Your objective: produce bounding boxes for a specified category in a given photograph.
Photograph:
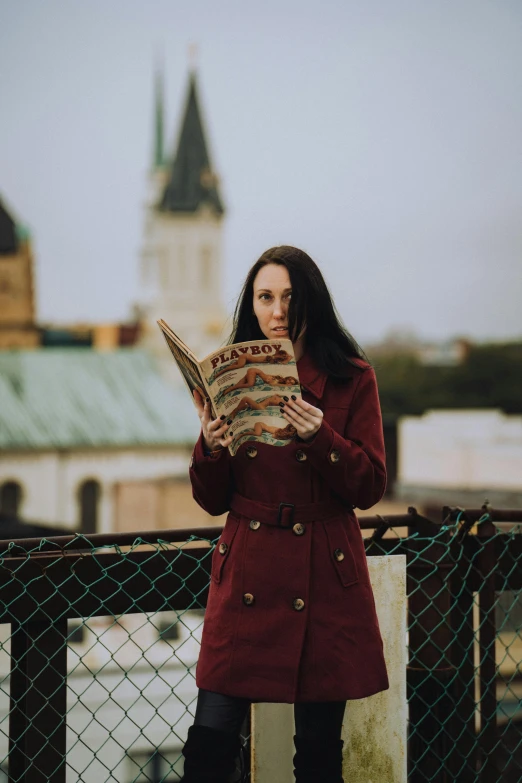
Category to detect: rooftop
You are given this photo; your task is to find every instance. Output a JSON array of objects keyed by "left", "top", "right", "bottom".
[{"left": 0, "top": 349, "right": 199, "bottom": 450}]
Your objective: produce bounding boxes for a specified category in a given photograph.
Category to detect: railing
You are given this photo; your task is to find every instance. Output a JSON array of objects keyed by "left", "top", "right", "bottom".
[{"left": 0, "top": 507, "right": 521, "bottom": 782}]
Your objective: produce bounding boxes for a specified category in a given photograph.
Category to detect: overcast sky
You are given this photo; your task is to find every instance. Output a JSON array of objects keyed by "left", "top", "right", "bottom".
[{"left": 1, "top": 0, "right": 521, "bottom": 344}]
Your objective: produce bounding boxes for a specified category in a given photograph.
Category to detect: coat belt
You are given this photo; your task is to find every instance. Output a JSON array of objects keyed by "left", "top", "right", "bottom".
[{"left": 230, "top": 493, "right": 348, "bottom": 529}]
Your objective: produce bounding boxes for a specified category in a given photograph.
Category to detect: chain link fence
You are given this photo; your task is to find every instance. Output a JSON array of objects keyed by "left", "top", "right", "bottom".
[{"left": 0, "top": 507, "right": 521, "bottom": 782}]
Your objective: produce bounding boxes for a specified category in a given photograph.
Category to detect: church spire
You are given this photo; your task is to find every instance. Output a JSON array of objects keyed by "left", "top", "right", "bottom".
[
  {"left": 0, "top": 198, "right": 17, "bottom": 254},
  {"left": 153, "top": 61, "right": 165, "bottom": 170},
  {"left": 158, "top": 71, "right": 224, "bottom": 215}
]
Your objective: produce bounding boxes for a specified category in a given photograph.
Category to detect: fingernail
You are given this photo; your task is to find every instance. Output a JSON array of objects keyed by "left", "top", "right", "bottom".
[
  {"left": 279, "top": 403, "right": 284, "bottom": 408},
  {"left": 227, "top": 419, "right": 232, "bottom": 425},
  {"left": 220, "top": 415, "right": 226, "bottom": 420},
  {"left": 283, "top": 396, "right": 289, "bottom": 401},
  {"left": 291, "top": 395, "right": 296, "bottom": 401}
]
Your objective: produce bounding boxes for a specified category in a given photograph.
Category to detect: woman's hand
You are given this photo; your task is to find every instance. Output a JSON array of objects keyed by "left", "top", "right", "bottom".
[
  {"left": 280, "top": 396, "right": 323, "bottom": 441},
  {"left": 193, "top": 390, "right": 234, "bottom": 451}
]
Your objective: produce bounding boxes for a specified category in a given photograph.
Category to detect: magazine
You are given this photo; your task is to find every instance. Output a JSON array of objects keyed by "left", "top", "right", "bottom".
[{"left": 157, "top": 319, "right": 302, "bottom": 455}]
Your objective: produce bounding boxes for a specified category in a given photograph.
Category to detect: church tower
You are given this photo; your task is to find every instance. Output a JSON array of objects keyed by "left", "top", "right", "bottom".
[
  {"left": 0, "top": 197, "right": 39, "bottom": 349},
  {"left": 139, "top": 68, "right": 227, "bottom": 368}
]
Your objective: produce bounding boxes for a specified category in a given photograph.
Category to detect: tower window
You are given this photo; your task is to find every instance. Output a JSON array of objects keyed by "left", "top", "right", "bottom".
[
  {"left": 0, "top": 481, "right": 22, "bottom": 517},
  {"left": 78, "top": 479, "right": 101, "bottom": 535}
]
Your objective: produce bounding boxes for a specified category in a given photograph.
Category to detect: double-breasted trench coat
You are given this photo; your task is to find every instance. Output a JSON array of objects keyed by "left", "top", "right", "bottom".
[{"left": 189, "top": 351, "right": 389, "bottom": 703}]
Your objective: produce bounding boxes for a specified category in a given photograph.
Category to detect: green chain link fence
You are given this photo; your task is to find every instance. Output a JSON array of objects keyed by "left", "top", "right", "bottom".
[{"left": 0, "top": 507, "right": 520, "bottom": 782}]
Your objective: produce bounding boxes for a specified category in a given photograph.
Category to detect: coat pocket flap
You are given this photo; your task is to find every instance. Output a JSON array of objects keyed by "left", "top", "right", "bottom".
[
  {"left": 212, "top": 516, "right": 240, "bottom": 584},
  {"left": 324, "top": 518, "right": 359, "bottom": 588}
]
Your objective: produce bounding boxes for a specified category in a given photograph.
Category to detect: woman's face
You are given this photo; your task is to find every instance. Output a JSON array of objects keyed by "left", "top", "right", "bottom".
[{"left": 253, "top": 263, "right": 292, "bottom": 340}]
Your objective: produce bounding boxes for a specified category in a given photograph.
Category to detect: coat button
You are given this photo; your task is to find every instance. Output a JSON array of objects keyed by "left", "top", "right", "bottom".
[
  {"left": 218, "top": 542, "right": 228, "bottom": 555},
  {"left": 295, "top": 449, "right": 307, "bottom": 462},
  {"left": 329, "top": 449, "right": 341, "bottom": 464},
  {"left": 293, "top": 523, "right": 306, "bottom": 536},
  {"left": 249, "top": 520, "right": 261, "bottom": 531},
  {"left": 293, "top": 598, "right": 305, "bottom": 612},
  {"left": 246, "top": 446, "right": 258, "bottom": 459},
  {"left": 243, "top": 593, "right": 255, "bottom": 606},
  {"left": 334, "top": 548, "right": 345, "bottom": 561}
]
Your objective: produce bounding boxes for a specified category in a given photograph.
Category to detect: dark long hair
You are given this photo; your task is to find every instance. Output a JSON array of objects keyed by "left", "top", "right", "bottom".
[{"left": 228, "top": 246, "right": 369, "bottom": 379}]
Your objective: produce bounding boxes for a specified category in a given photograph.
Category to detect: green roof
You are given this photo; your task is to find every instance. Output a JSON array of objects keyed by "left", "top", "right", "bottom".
[{"left": 0, "top": 349, "right": 200, "bottom": 450}]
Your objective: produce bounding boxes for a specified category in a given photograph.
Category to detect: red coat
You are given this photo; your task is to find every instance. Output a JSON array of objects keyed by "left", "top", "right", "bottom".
[{"left": 189, "top": 351, "right": 389, "bottom": 703}]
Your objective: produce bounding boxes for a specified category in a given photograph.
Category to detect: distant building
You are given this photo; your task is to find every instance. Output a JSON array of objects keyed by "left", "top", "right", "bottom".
[
  {"left": 0, "top": 349, "right": 200, "bottom": 533},
  {"left": 138, "top": 69, "right": 228, "bottom": 371},
  {"left": 396, "top": 409, "right": 522, "bottom": 508},
  {"left": 0, "top": 198, "right": 39, "bottom": 349},
  {"left": 114, "top": 474, "right": 225, "bottom": 533},
  {"left": 366, "top": 329, "right": 471, "bottom": 367},
  {"left": 0, "top": 67, "right": 228, "bottom": 534},
  {"left": 40, "top": 321, "right": 141, "bottom": 349}
]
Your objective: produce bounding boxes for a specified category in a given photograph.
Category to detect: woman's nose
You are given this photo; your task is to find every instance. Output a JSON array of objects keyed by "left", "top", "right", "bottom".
[{"left": 272, "top": 299, "right": 287, "bottom": 318}]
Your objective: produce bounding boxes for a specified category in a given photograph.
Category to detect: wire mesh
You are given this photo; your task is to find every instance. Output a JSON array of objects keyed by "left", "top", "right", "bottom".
[{"left": 0, "top": 512, "right": 520, "bottom": 782}]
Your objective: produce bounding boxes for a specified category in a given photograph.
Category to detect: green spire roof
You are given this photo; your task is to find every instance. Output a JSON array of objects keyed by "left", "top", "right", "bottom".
[
  {"left": 153, "top": 65, "right": 165, "bottom": 169},
  {"left": 159, "top": 72, "right": 224, "bottom": 215}
]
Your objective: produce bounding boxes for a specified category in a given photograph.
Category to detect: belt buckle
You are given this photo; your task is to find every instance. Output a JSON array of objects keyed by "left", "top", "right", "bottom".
[{"left": 277, "top": 502, "right": 295, "bottom": 529}]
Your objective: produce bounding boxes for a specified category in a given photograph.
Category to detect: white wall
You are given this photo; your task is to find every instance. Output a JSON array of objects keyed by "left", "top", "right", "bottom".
[
  {"left": 399, "top": 409, "right": 522, "bottom": 490},
  {"left": 0, "top": 446, "right": 191, "bottom": 533},
  {"left": 0, "top": 609, "right": 204, "bottom": 782}
]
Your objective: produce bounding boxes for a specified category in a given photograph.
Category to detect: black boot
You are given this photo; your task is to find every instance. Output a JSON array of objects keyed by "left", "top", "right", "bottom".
[
  {"left": 293, "top": 735, "right": 344, "bottom": 783},
  {"left": 181, "top": 724, "right": 241, "bottom": 782}
]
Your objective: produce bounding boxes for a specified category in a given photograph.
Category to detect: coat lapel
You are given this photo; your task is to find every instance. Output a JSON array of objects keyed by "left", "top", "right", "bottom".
[{"left": 296, "top": 352, "right": 328, "bottom": 400}]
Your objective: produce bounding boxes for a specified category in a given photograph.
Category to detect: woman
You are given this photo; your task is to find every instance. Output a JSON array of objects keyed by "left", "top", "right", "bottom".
[
  {"left": 182, "top": 246, "right": 388, "bottom": 783},
  {"left": 213, "top": 347, "right": 292, "bottom": 378},
  {"left": 223, "top": 368, "right": 298, "bottom": 396},
  {"left": 226, "top": 393, "right": 286, "bottom": 421},
  {"left": 239, "top": 420, "right": 297, "bottom": 439}
]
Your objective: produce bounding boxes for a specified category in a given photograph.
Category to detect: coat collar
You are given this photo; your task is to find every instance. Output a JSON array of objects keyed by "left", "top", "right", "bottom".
[{"left": 297, "top": 351, "right": 328, "bottom": 400}]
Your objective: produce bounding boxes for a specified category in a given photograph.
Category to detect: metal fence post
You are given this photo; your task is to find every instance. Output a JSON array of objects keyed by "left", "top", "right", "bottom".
[
  {"left": 407, "top": 519, "right": 455, "bottom": 783},
  {"left": 476, "top": 519, "right": 500, "bottom": 783},
  {"left": 448, "top": 530, "right": 479, "bottom": 782},
  {"left": 9, "top": 618, "right": 68, "bottom": 783}
]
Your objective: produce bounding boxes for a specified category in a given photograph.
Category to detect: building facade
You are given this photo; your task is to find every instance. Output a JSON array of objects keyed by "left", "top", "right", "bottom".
[
  {"left": 0, "top": 198, "right": 39, "bottom": 349},
  {"left": 0, "top": 349, "right": 201, "bottom": 533},
  {"left": 396, "top": 408, "right": 522, "bottom": 507}
]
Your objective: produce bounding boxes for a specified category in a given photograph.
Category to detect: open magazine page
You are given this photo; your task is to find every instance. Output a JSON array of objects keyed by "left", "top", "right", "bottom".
[
  {"left": 157, "top": 319, "right": 199, "bottom": 363},
  {"left": 200, "top": 339, "right": 302, "bottom": 456},
  {"left": 158, "top": 328, "right": 215, "bottom": 417}
]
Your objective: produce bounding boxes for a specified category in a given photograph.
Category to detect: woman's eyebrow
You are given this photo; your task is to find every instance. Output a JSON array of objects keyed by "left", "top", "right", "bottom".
[{"left": 255, "top": 287, "right": 292, "bottom": 293}]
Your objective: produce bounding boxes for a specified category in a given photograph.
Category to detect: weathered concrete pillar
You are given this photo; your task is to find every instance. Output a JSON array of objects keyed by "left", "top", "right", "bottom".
[{"left": 251, "top": 554, "right": 407, "bottom": 783}]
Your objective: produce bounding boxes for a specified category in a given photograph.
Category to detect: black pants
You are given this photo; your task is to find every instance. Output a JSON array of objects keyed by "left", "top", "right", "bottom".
[{"left": 194, "top": 688, "right": 346, "bottom": 741}]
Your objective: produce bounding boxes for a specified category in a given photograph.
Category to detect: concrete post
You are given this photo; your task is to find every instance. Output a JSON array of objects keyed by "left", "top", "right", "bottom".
[{"left": 251, "top": 555, "right": 407, "bottom": 783}]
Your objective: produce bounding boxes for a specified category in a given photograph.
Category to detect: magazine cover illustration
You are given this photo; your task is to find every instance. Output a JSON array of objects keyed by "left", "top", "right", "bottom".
[{"left": 158, "top": 319, "right": 302, "bottom": 455}]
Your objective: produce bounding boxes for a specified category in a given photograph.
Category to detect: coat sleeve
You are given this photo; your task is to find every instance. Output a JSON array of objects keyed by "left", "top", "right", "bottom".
[
  {"left": 299, "top": 367, "right": 387, "bottom": 509},
  {"left": 189, "top": 431, "right": 233, "bottom": 516}
]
